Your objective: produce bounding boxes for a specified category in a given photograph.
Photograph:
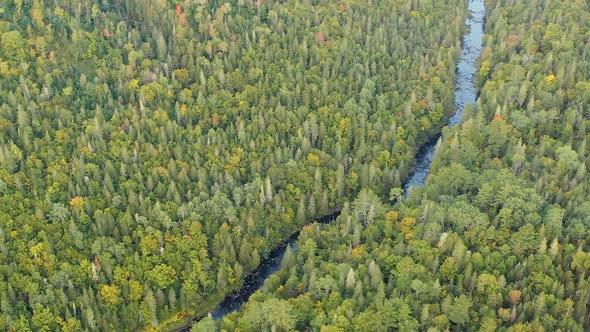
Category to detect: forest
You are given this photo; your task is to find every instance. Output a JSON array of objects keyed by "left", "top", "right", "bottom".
[
  {"left": 0, "top": 0, "right": 467, "bottom": 330},
  {"left": 210, "top": 0, "right": 590, "bottom": 331},
  {"left": 2, "top": 0, "right": 589, "bottom": 331}
]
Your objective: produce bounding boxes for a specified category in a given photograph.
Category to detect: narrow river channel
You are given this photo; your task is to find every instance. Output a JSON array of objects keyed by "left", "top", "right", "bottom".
[
  {"left": 184, "top": 0, "right": 485, "bottom": 328},
  {"left": 403, "top": 0, "right": 485, "bottom": 195}
]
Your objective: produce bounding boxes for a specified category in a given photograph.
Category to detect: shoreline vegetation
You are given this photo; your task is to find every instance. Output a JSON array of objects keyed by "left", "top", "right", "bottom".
[
  {"left": 0, "top": 0, "right": 468, "bottom": 330},
  {"left": 209, "top": 0, "right": 590, "bottom": 331},
  {"left": 5, "top": 0, "right": 589, "bottom": 330},
  {"left": 168, "top": 127, "right": 447, "bottom": 331}
]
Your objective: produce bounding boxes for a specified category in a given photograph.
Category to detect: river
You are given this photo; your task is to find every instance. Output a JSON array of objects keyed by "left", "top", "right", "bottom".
[
  {"left": 403, "top": 0, "right": 485, "bottom": 195},
  {"left": 184, "top": 0, "right": 485, "bottom": 328}
]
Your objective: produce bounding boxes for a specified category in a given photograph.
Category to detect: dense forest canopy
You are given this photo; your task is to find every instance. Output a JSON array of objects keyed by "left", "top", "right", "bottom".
[
  {"left": 0, "top": 0, "right": 468, "bottom": 330},
  {"left": 217, "top": 0, "right": 590, "bottom": 331}
]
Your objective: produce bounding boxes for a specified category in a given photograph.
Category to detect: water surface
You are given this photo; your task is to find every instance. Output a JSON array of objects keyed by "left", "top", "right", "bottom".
[
  {"left": 186, "top": 0, "right": 485, "bottom": 327},
  {"left": 403, "top": 0, "right": 484, "bottom": 195}
]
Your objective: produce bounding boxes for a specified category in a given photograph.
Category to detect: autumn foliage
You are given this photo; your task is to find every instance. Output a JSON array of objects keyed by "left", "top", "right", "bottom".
[
  {"left": 315, "top": 31, "right": 327, "bottom": 44},
  {"left": 175, "top": 5, "right": 188, "bottom": 26}
]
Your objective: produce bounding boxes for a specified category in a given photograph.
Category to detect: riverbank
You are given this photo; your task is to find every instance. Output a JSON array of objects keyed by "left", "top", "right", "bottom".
[{"left": 164, "top": 0, "right": 484, "bottom": 330}]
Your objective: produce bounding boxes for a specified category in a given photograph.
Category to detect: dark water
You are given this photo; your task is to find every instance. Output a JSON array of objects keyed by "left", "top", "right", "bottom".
[
  {"left": 184, "top": 0, "right": 485, "bottom": 329},
  {"left": 403, "top": 0, "right": 485, "bottom": 196},
  {"left": 175, "top": 213, "right": 339, "bottom": 331},
  {"left": 209, "top": 211, "right": 340, "bottom": 320}
]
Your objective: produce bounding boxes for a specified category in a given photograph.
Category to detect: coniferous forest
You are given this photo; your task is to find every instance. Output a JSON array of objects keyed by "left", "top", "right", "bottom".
[
  {"left": 1, "top": 0, "right": 590, "bottom": 331},
  {"left": 213, "top": 0, "right": 590, "bottom": 331}
]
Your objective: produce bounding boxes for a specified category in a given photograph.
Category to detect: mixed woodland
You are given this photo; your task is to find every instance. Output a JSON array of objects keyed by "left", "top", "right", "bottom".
[
  {"left": 214, "top": 0, "right": 590, "bottom": 331},
  {"left": 0, "top": 0, "right": 467, "bottom": 330}
]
